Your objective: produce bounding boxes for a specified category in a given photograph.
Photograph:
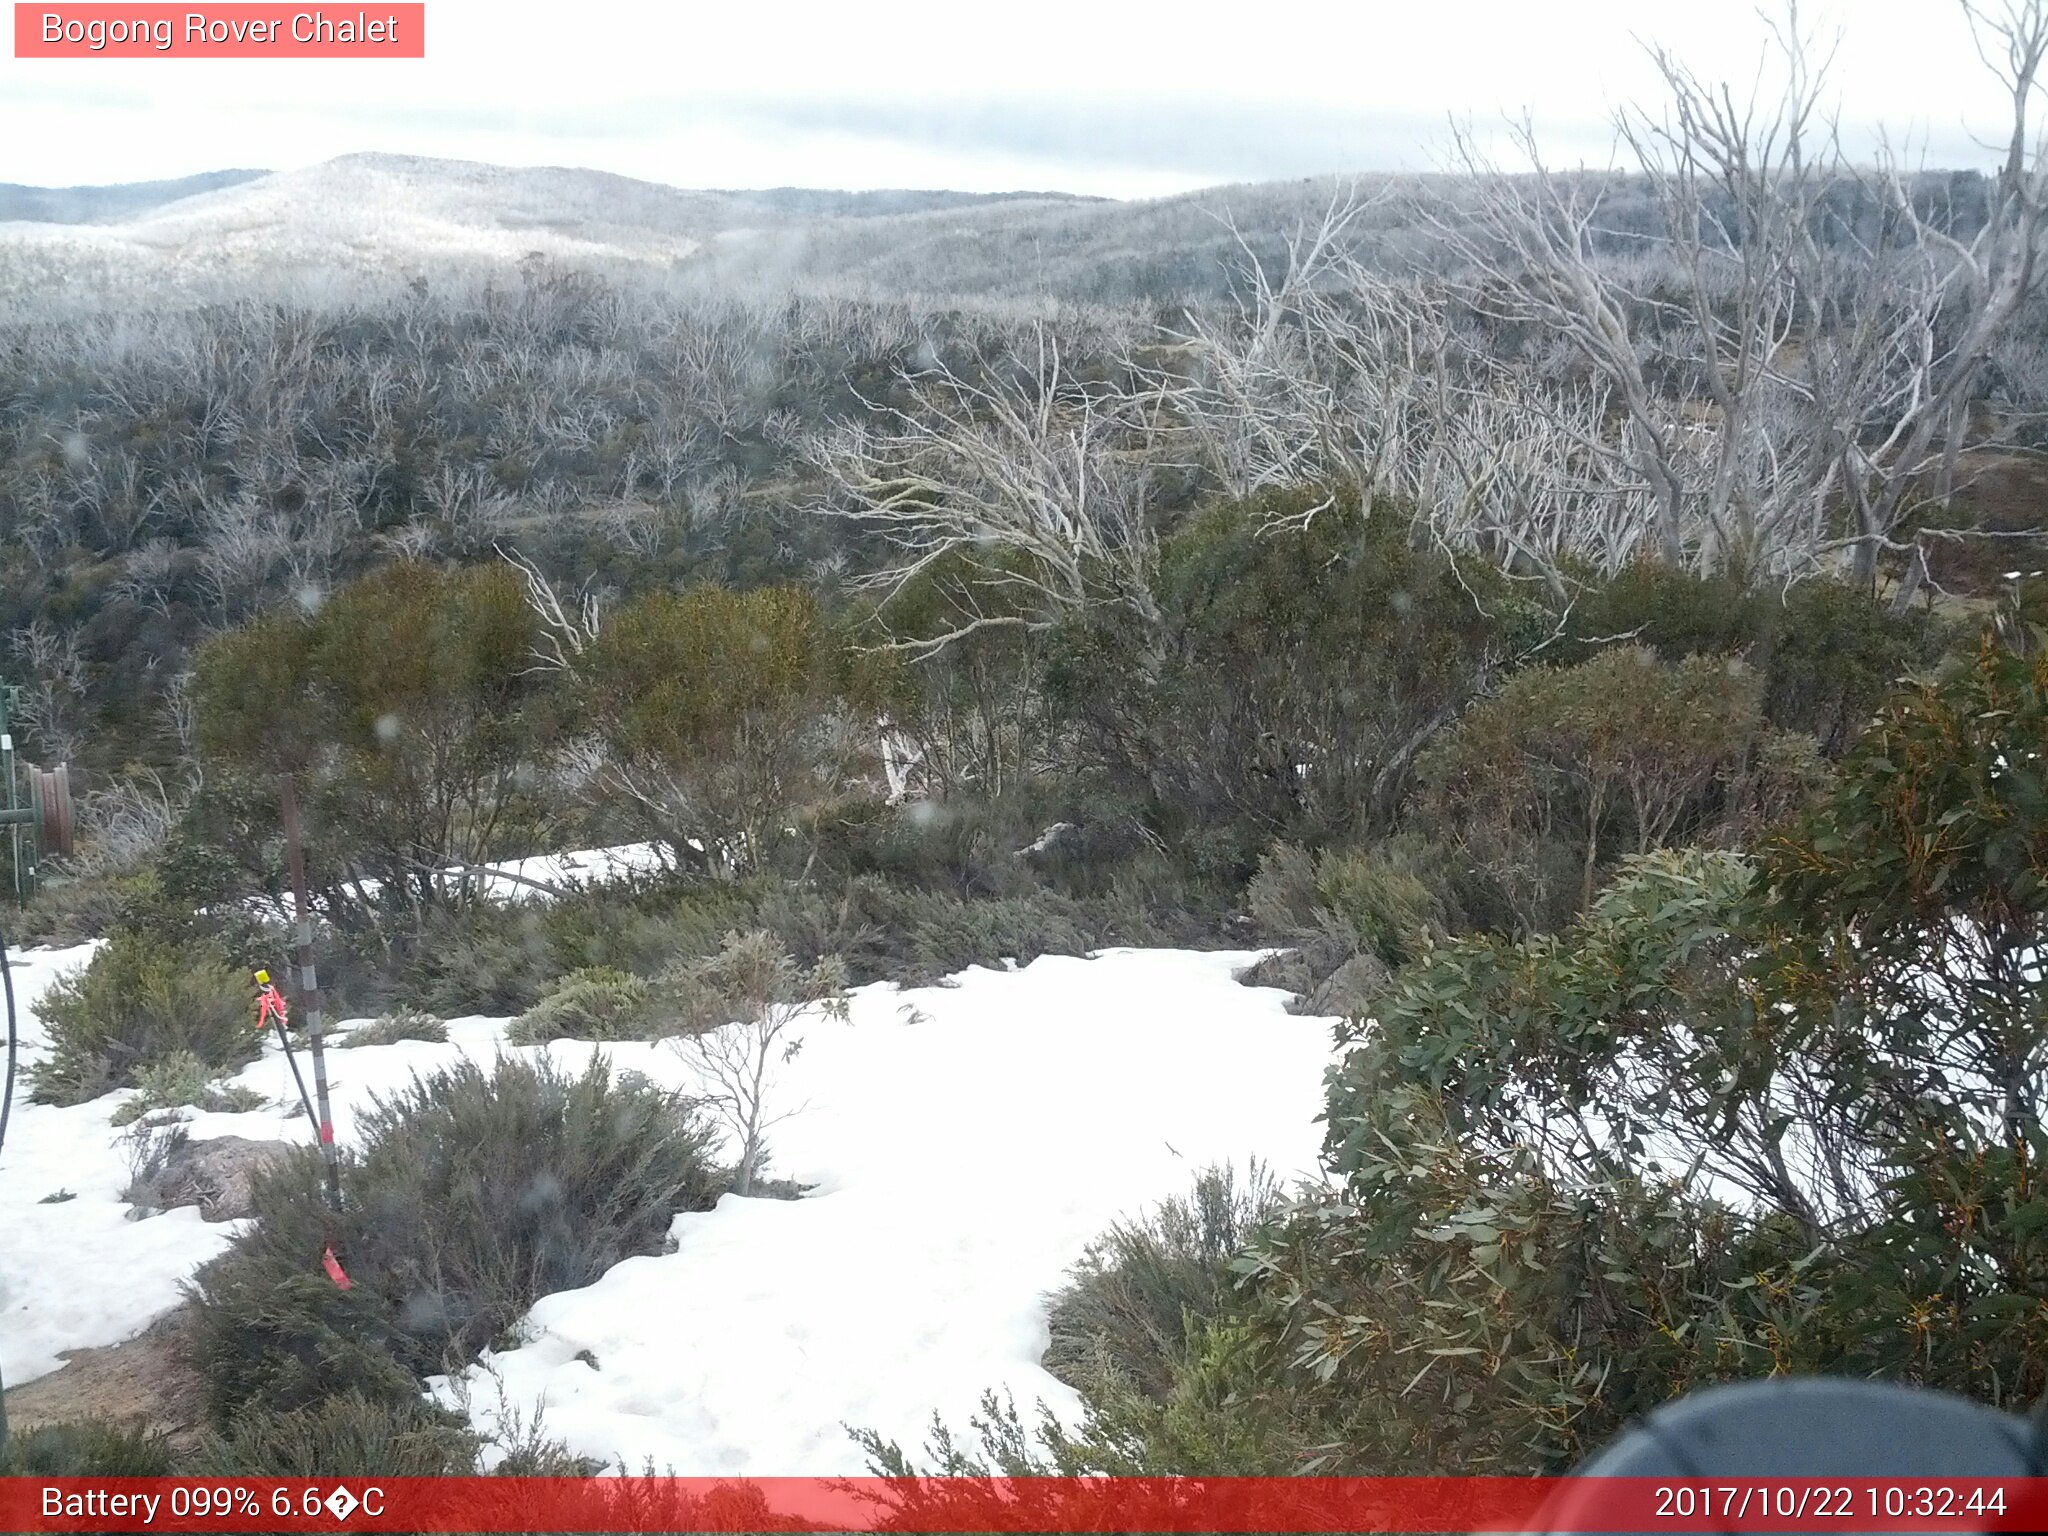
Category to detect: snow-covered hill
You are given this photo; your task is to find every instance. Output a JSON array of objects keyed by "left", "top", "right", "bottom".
[
  {"left": 0, "top": 155, "right": 720, "bottom": 295},
  {"left": 0, "top": 153, "right": 1104, "bottom": 304},
  {"left": 0, "top": 151, "right": 1394, "bottom": 311},
  {"left": 0, "top": 922, "right": 1338, "bottom": 1473}
]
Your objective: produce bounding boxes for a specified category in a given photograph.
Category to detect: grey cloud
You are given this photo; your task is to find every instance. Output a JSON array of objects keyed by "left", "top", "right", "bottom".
[
  {"left": 713, "top": 97, "right": 1463, "bottom": 179},
  {"left": 303, "top": 91, "right": 1546, "bottom": 181}
]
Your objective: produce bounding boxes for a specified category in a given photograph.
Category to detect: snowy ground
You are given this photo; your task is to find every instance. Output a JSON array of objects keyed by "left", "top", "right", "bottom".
[
  {"left": 1, "top": 936, "right": 1338, "bottom": 1475},
  {"left": 0, "top": 941, "right": 245, "bottom": 1385}
]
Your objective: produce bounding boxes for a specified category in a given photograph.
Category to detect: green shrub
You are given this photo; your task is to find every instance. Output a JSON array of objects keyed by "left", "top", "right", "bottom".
[
  {"left": 114, "top": 865, "right": 273, "bottom": 958},
  {"left": 508, "top": 966, "right": 662, "bottom": 1044},
  {"left": 744, "top": 880, "right": 857, "bottom": 968},
  {"left": 812, "top": 794, "right": 1056, "bottom": 900},
  {"left": 190, "top": 1394, "right": 481, "bottom": 1477},
  {"left": 906, "top": 892, "right": 1095, "bottom": 980},
  {"left": 1251, "top": 841, "right": 1442, "bottom": 963},
  {"left": 401, "top": 864, "right": 1186, "bottom": 1024},
  {"left": 186, "top": 1055, "right": 720, "bottom": 1424},
  {"left": 7, "top": 871, "right": 135, "bottom": 948},
  {"left": 0, "top": 1418, "right": 177, "bottom": 1475},
  {"left": 815, "top": 878, "right": 1175, "bottom": 985},
  {"left": 1563, "top": 562, "right": 1756, "bottom": 667},
  {"left": 109, "top": 1050, "right": 266, "bottom": 1126},
  {"left": 1049, "top": 489, "right": 1540, "bottom": 856},
  {"left": 32, "top": 929, "right": 255, "bottom": 1106},
  {"left": 1754, "top": 579, "right": 1946, "bottom": 750},
  {"left": 185, "top": 1160, "right": 473, "bottom": 1422},
  {"left": 337, "top": 1006, "right": 449, "bottom": 1048},
  {"left": 554, "top": 881, "right": 763, "bottom": 974},
  {"left": 1259, "top": 642, "right": 2048, "bottom": 1475},
  {"left": 1313, "top": 847, "right": 1440, "bottom": 968},
  {"left": 190, "top": 562, "right": 550, "bottom": 922},
  {"left": 1245, "top": 842, "right": 1321, "bottom": 937},
  {"left": 398, "top": 878, "right": 767, "bottom": 1017},
  {"left": 577, "top": 583, "right": 852, "bottom": 871},
  {"left": 1565, "top": 566, "right": 1944, "bottom": 753},
  {"left": 401, "top": 904, "right": 558, "bottom": 1016},
  {"left": 1418, "top": 646, "right": 1769, "bottom": 928},
  {"left": 485, "top": 1409, "right": 609, "bottom": 1476},
  {"left": 1043, "top": 1163, "right": 1282, "bottom": 1402},
  {"left": 1246, "top": 840, "right": 1444, "bottom": 1012},
  {"left": 856, "top": 1320, "right": 1328, "bottom": 1481}
]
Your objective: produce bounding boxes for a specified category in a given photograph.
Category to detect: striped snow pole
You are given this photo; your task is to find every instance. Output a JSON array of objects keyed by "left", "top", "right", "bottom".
[{"left": 278, "top": 775, "right": 343, "bottom": 1214}]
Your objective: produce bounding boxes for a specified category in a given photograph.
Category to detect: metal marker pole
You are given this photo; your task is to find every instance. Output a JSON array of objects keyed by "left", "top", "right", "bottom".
[
  {"left": 260, "top": 985, "right": 321, "bottom": 1147},
  {"left": 278, "top": 775, "right": 343, "bottom": 1214}
]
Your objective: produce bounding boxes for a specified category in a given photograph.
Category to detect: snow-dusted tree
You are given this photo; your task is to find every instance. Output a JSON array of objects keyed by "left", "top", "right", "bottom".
[
  {"left": 809, "top": 325, "right": 1163, "bottom": 658},
  {"left": 1435, "top": 0, "right": 2048, "bottom": 590},
  {"left": 1153, "top": 185, "right": 1394, "bottom": 503},
  {"left": 67, "top": 770, "right": 179, "bottom": 880},
  {"left": 500, "top": 545, "right": 607, "bottom": 674},
  {"left": 7, "top": 620, "right": 90, "bottom": 765},
  {"left": 668, "top": 931, "right": 849, "bottom": 1197},
  {"left": 1833, "top": 0, "right": 2048, "bottom": 597},
  {"left": 1154, "top": 186, "right": 1658, "bottom": 592}
]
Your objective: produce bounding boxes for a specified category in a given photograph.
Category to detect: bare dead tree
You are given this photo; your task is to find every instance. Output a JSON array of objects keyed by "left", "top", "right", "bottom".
[
  {"left": 809, "top": 325, "right": 1162, "bottom": 659},
  {"left": 499, "top": 544, "right": 608, "bottom": 673},
  {"left": 160, "top": 670, "right": 202, "bottom": 788},
  {"left": 1434, "top": 0, "right": 2048, "bottom": 589},
  {"left": 1154, "top": 189, "right": 1657, "bottom": 589},
  {"left": 667, "top": 933, "right": 849, "bottom": 1197},
  {"left": 1151, "top": 184, "right": 1388, "bottom": 504},
  {"left": 191, "top": 492, "right": 292, "bottom": 622},
  {"left": 106, "top": 537, "right": 182, "bottom": 617},
  {"left": 7, "top": 620, "right": 90, "bottom": 764},
  {"left": 65, "top": 770, "right": 179, "bottom": 879},
  {"left": 1825, "top": 0, "right": 2048, "bottom": 593}
]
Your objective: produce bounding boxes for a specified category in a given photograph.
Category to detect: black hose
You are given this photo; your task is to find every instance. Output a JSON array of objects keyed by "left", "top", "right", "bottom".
[{"left": 1, "top": 917, "right": 14, "bottom": 1457}]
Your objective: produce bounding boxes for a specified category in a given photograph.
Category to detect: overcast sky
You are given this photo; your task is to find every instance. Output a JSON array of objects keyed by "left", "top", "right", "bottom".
[{"left": 0, "top": 1, "right": 2021, "bottom": 197}]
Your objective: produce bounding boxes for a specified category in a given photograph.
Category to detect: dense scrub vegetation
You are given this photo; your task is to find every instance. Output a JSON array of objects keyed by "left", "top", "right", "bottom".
[
  {"left": 8, "top": 0, "right": 2048, "bottom": 1483},
  {"left": 187, "top": 1056, "right": 720, "bottom": 1428},
  {"left": 860, "top": 639, "right": 2048, "bottom": 1484},
  {"left": 29, "top": 929, "right": 252, "bottom": 1106}
]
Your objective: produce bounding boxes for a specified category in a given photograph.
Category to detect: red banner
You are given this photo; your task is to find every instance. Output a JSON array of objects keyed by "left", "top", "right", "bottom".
[
  {"left": 13, "top": 5, "right": 424, "bottom": 58},
  {"left": 2, "top": 1476, "right": 2045, "bottom": 1532}
]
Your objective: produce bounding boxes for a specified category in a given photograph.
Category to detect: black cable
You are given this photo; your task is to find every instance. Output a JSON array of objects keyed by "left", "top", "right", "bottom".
[{"left": 1, "top": 916, "right": 14, "bottom": 1458}]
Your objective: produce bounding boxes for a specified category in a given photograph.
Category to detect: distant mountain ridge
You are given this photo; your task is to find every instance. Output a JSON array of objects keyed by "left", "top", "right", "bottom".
[
  {"left": 0, "top": 154, "right": 1129, "bottom": 303},
  {"left": 0, "top": 168, "right": 268, "bottom": 224},
  {"left": 0, "top": 151, "right": 1359, "bottom": 310},
  {"left": 0, "top": 153, "right": 2009, "bottom": 316}
]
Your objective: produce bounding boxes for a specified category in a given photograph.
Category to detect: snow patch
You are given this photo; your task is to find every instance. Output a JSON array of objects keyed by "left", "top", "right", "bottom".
[{"left": 4, "top": 928, "right": 1337, "bottom": 1477}]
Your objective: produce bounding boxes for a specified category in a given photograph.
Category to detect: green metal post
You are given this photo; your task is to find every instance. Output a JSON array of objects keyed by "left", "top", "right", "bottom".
[
  {"left": 0, "top": 680, "right": 74, "bottom": 906},
  {"left": 1, "top": 681, "right": 23, "bottom": 906}
]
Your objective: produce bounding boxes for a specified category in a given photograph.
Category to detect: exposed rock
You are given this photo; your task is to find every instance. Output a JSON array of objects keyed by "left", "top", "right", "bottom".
[
  {"left": 130, "top": 1135, "right": 291, "bottom": 1222},
  {"left": 1016, "top": 821, "right": 1078, "bottom": 857},
  {"left": 1302, "top": 951, "right": 1392, "bottom": 1020},
  {"left": 1, "top": 1309, "right": 206, "bottom": 1451},
  {"left": 1236, "top": 943, "right": 1390, "bottom": 1019}
]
